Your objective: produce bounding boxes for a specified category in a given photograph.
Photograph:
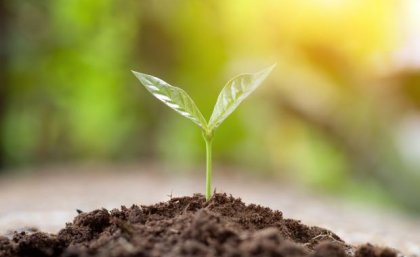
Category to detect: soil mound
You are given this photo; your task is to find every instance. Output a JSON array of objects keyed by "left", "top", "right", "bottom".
[{"left": 0, "top": 193, "right": 398, "bottom": 257}]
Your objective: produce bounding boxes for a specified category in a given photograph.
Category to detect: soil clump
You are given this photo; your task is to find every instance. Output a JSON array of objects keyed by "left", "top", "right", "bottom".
[{"left": 0, "top": 193, "right": 398, "bottom": 257}]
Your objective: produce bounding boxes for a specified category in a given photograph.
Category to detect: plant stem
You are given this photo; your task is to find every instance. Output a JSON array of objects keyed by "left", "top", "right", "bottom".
[{"left": 203, "top": 134, "right": 213, "bottom": 201}]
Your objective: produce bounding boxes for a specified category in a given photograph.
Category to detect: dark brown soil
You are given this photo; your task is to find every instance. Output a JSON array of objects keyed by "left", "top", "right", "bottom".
[{"left": 0, "top": 193, "right": 398, "bottom": 257}]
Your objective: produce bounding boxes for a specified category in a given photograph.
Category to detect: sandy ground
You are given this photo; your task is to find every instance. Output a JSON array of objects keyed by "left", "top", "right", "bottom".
[{"left": 0, "top": 163, "right": 419, "bottom": 256}]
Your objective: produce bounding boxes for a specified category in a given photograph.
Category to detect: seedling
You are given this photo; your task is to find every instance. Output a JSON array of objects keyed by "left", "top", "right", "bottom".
[{"left": 132, "top": 64, "right": 275, "bottom": 200}]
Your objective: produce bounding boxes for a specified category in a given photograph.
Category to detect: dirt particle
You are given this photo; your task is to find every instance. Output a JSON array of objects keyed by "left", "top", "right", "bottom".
[
  {"left": 355, "top": 244, "right": 397, "bottom": 257},
  {"left": 73, "top": 209, "right": 110, "bottom": 234},
  {"left": 311, "top": 242, "right": 348, "bottom": 257},
  {"left": 14, "top": 232, "right": 64, "bottom": 257}
]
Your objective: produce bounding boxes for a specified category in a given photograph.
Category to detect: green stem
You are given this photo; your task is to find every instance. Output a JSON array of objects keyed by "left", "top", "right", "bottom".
[{"left": 203, "top": 134, "right": 213, "bottom": 201}]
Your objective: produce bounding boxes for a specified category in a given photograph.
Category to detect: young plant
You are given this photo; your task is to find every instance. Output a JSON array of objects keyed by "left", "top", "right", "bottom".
[{"left": 132, "top": 64, "right": 275, "bottom": 200}]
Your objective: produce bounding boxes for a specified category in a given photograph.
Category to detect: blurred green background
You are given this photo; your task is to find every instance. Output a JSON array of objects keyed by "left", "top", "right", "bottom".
[{"left": 1, "top": 0, "right": 420, "bottom": 212}]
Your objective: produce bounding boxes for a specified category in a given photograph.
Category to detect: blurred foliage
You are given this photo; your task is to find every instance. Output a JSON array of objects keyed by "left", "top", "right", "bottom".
[{"left": 1, "top": 0, "right": 420, "bottom": 212}]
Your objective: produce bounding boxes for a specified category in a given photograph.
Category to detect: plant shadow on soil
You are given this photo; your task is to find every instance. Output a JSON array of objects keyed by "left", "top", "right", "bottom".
[{"left": 0, "top": 193, "right": 398, "bottom": 257}]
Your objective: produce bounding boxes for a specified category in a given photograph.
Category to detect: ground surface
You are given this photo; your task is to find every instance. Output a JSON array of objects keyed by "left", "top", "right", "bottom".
[
  {"left": 0, "top": 193, "right": 398, "bottom": 257},
  {"left": 0, "top": 164, "right": 419, "bottom": 256}
]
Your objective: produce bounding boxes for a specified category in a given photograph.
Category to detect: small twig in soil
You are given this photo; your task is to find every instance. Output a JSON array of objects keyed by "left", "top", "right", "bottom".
[
  {"left": 167, "top": 191, "right": 173, "bottom": 200},
  {"left": 305, "top": 231, "right": 342, "bottom": 247}
]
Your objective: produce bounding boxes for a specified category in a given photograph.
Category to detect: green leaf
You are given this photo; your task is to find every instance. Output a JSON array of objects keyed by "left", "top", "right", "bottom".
[
  {"left": 208, "top": 64, "right": 276, "bottom": 130},
  {"left": 132, "top": 71, "right": 207, "bottom": 129}
]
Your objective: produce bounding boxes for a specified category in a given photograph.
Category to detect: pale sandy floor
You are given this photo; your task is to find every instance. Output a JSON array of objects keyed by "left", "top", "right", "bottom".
[{"left": 0, "top": 164, "right": 419, "bottom": 256}]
